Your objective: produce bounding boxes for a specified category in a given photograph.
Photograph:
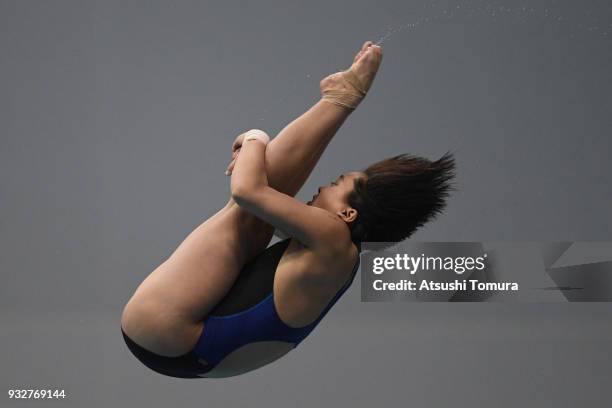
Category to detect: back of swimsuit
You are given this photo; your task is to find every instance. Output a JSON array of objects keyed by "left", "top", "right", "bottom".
[{"left": 121, "top": 238, "right": 361, "bottom": 378}]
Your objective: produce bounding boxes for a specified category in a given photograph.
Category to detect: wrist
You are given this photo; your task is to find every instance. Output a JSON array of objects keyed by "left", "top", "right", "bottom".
[
  {"left": 243, "top": 129, "right": 270, "bottom": 145},
  {"left": 245, "top": 137, "right": 268, "bottom": 146}
]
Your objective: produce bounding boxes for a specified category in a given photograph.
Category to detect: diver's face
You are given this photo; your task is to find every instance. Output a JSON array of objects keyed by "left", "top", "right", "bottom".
[{"left": 307, "top": 171, "right": 364, "bottom": 212}]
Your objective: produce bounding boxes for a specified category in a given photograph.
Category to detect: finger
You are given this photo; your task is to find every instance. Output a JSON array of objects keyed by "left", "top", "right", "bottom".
[
  {"left": 232, "top": 134, "right": 245, "bottom": 151},
  {"left": 226, "top": 158, "right": 236, "bottom": 175},
  {"left": 231, "top": 148, "right": 241, "bottom": 163},
  {"left": 232, "top": 144, "right": 243, "bottom": 157}
]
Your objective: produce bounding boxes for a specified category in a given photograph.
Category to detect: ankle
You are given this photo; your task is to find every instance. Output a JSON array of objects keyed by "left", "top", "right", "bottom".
[
  {"left": 318, "top": 98, "right": 355, "bottom": 114},
  {"left": 319, "top": 70, "right": 366, "bottom": 111}
]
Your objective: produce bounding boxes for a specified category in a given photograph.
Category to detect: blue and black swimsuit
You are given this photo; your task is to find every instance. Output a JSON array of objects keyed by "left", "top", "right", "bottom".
[{"left": 121, "top": 238, "right": 361, "bottom": 378}]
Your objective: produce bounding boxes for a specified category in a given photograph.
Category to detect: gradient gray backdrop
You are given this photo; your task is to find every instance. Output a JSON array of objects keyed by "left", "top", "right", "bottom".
[{"left": 1, "top": 0, "right": 611, "bottom": 407}]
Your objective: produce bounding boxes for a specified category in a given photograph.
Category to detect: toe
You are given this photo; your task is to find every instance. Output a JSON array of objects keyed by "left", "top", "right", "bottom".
[
  {"left": 365, "top": 45, "right": 382, "bottom": 62},
  {"left": 361, "top": 40, "right": 374, "bottom": 51},
  {"left": 354, "top": 41, "right": 376, "bottom": 63}
]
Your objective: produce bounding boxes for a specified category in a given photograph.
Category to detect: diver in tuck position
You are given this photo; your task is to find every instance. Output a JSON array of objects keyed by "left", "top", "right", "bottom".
[{"left": 121, "top": 40, "right": 456, "bottom": 378}]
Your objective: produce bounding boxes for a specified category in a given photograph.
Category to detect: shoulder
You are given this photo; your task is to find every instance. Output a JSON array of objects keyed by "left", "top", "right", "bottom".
[
  {"left": 310, "top": 215, "right": 355, "bottom": 257},
  {"left": 295, "top": 227, "right": 359, "bottom": 288}
]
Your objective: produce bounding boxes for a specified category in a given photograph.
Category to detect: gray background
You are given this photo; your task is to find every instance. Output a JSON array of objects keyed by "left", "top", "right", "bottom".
[{"left": 1, "top": 0, "right": 611, "bottom": 406}]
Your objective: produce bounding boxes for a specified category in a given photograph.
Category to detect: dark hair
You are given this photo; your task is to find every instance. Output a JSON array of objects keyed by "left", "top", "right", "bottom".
[{"left": 347, "top": 151, "right": 457, "bottom": 247}]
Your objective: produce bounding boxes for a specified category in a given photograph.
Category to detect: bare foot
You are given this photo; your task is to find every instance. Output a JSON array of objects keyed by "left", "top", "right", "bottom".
[
  {"left": 320, "top": 41, "right": 383, "bottom": 109},
  {"left": 349, "top": 41, "right": 383, "bottom": 92}
]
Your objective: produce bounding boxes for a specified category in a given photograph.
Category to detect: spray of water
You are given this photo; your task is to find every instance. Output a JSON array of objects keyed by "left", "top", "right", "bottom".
[
  {"left": 375, "top": 1, "right": 610, "bottom": 45},
  {"left": 257, "top": 0, "right": 610, "bottom": 122}
]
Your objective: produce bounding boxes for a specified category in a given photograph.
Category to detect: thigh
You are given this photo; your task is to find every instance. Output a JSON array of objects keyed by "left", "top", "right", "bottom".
[
  {"left": 139, "top": 203, "right": 274, "bottom": 315},
  {"left": 177, "top": 205, "right": 275, "bottom": 308},
  {"left": 122, "top": 202, "right": 276, "bottom": 351}
]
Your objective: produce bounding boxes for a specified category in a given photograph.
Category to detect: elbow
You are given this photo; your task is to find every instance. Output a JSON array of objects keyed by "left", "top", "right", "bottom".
[
  {"left": 230, "top": 183, "right": 248, "bottom": 202},
  {"left": 231, "top": 182, "right": 256, "bottom": 205}
]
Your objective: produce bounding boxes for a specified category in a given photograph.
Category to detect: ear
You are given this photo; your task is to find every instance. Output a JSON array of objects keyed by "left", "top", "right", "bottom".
[{"left": 337, "top": 207, "right": 358, "bottom": 223}]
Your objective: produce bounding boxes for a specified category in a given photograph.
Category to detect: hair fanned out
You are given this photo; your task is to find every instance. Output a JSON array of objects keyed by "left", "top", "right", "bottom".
[{"left": 347, "top": 151, "right": 457, "bottom": 246}]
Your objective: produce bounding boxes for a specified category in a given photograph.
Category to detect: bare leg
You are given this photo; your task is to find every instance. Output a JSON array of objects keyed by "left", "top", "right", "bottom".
[
  {"left": 120, "top": 99, "right": 352, "bottom": 355},
  {"left": 219, "top": 39, "right": 383, "bottom": 245},
  {"left": 121, "top": 42, "right": 382, "bottom": 356},
  {"left": 219, "top": 100, "right": 353, "bottom": 245},
  {"left": 265, "top": 100, "right": 352, "bottom": 196}
]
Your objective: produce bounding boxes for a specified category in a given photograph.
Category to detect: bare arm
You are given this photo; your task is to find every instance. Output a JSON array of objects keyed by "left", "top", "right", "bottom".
[{"left": 230, "top": 133, "right": 349, "bottom": 253}]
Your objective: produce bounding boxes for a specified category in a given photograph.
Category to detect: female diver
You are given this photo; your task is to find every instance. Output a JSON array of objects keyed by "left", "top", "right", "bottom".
[{"left": 121, "top": 41, "right": 456, "bottom": 378}]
